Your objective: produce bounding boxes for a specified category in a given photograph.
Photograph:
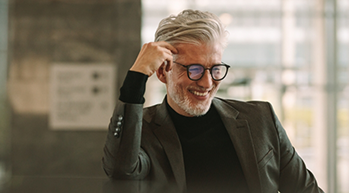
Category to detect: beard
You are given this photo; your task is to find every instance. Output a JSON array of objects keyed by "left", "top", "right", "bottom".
[{"left": 167, "top": 79, "right": 217, "bottom": 117}]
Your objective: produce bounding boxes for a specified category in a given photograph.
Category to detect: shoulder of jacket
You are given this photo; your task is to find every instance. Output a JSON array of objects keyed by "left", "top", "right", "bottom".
[
  {"left": 214, "top": 97, "right": 274, "bottom": 116},
  {"left": 142, "top": 103, "right": 162, "bottom": 123},
  {"left": 143, "top": 104, "right": 159, "bottom": 113},
  {"left": 215, "top": 97, "right": 271, "bottom": 107}
]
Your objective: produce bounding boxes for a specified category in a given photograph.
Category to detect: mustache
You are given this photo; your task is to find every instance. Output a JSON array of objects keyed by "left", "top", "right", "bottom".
[{"left": 187, "top": 85, "right": 215, "bottom": 91}]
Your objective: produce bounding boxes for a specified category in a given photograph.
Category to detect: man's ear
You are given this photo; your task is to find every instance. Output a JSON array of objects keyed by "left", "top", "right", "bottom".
[{"left": 156, "top": 63, "right": 167, "bottom": 84}]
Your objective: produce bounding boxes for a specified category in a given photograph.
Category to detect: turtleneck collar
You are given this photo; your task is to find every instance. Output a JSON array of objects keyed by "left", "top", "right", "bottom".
[{"left": 165, "top": 96, "right": 220, "bottom": 139}]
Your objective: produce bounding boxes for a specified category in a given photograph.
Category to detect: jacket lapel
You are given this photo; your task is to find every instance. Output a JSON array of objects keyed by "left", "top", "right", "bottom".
[
  {"left": 213, "top": 98, "right": 262, "bottom": 193},
  {"left": 149, "top": 99, "right": 186, "bottom": 191},
  {"left": 147, "top": 98, "right": 262, "bottom": 193}
]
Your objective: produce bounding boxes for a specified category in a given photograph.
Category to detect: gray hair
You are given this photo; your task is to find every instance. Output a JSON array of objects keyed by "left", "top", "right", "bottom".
[{"left": 154, "top": 9, "right": 229, "bottom": 48}]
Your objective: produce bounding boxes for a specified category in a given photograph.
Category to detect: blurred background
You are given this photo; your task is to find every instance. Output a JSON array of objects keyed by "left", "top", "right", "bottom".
[{"left": 0, "top": 0, "right": 348, "bottom": 192}]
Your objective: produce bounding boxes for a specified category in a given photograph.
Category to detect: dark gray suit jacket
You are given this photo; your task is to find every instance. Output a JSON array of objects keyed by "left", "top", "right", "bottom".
[{"left": 103, "top": 97, "right": 324, "bottom": 193}]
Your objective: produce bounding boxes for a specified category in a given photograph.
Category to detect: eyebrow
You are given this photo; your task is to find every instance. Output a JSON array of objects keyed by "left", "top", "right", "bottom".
[{"left": 174, "top": 61, "right": 223, "bottom": 67}]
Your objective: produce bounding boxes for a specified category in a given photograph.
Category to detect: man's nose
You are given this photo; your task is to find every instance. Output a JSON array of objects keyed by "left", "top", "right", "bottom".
[{"left": 196, "top": 69, "right": 213, "bottom": 88}]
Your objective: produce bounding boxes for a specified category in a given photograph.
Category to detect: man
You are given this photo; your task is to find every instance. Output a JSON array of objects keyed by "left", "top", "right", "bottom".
[{"left": 103, "top": 9, "right": 324, "bottom": 193}]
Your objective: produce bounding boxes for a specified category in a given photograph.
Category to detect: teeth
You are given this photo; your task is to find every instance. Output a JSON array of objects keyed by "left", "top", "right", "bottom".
[{"left": 192, "top": 90, "right": 208, "bottom": 96}]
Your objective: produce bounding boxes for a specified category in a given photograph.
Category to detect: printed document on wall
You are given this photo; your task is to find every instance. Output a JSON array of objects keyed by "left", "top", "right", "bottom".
[{"left": 50, "top": 63, "right": 116, "bottom": 130}]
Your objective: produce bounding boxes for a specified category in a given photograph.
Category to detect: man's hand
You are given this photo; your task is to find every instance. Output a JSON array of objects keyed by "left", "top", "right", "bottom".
[{"left": 130, "top": 41, "right": 178, "bottom": 76}]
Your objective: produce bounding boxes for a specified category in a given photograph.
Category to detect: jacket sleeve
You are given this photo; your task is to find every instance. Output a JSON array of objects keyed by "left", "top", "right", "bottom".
[
  {"left": 267, "top": 103, "right": 324, "bottom": 193},
  {"left": 102, "top": 100, "right": 150, "bottom": 179}
]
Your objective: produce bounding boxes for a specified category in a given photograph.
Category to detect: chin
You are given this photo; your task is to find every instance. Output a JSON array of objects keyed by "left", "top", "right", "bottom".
[
  {"left": 182, "top": 97, "right": 212, "bottom": 117},
  {"left": 167, "top": 82, "right": 217, "bottom": 116},
  {"left": 187, "top": 107, "right": 210, "bottom": 117}
]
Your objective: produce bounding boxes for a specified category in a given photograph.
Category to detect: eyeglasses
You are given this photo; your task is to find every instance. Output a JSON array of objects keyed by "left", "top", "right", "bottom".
[{"left": 173, "top": 61, "right": 230, "bottom": 81}]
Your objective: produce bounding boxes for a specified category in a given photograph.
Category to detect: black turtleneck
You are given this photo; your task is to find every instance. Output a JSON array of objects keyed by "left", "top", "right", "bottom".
[
  {"left": 120, "top": 71, "right": 250, "bottom": 193},
  {"left": 166, "top": 100, "right": 249, "bottom": 193}
]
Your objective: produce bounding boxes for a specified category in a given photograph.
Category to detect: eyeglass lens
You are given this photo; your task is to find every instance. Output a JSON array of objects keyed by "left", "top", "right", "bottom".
[{"left": 188, "top": 64, "right": 228, "bottom": 81}]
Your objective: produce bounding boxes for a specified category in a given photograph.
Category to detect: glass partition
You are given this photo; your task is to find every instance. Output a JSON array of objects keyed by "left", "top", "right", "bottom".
[{"left": 142, "top": 0, "right": 349, "bottom": 192}]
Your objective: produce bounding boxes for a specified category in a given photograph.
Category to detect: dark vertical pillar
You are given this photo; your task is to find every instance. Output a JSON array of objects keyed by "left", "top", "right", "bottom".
[{"left": 6, "top": 0, "right": 141, "bottom": 192}]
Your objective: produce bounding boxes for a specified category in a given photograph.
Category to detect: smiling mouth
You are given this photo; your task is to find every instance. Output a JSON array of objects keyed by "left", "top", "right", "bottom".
[{"left": 190, "top": 90, "right": 210, "bottom": 97}]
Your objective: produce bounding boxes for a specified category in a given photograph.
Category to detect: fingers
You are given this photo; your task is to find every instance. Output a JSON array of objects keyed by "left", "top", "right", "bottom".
[
  {"left": 130, "top": 41, "right": 178, "bottom": 76},
  {"left": 158, "top": 41, "right": 178, "bottom": 55},
  {"left": 163, "top": 60, "right": 171, "bottom": 72},
  {"left": 157, "top": 42, "right": 177, "bottom": 72}
]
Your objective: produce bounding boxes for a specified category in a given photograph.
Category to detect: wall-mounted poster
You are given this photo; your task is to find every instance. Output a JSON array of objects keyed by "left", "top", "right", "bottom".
[{"left": 50, "top": 63, "right": 116, "bottom": 130}]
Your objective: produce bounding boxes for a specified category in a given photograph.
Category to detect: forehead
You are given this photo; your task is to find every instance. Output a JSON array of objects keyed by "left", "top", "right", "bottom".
[{"left": 174, "top": 43, "right": 223, "bottom": 65}]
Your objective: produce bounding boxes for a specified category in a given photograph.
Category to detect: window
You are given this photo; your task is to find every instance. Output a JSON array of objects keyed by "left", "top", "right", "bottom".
[{"left": 142, "top": 0, "right": 349, "bottom": 192}]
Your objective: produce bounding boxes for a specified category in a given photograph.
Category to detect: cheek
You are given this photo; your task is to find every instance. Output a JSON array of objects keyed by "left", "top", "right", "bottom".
[
  {"left": 213, "top": 81, "right": 221, "bottom": 90},
  {"left": 176, "top": 70, "right": 187, "bottom": 79},
  {"left": 168, "top": 68, "right": 186, "bottom": 80},
  {"left": 172, "top": 71, "right": 190, "bottom": 86}
]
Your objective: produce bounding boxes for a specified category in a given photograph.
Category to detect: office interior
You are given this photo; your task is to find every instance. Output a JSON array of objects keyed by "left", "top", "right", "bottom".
[{"left": 0, "top": 0, "right": 348, "bottom": 192}]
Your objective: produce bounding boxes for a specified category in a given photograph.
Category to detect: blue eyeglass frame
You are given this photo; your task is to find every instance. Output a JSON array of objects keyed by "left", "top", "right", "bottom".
[{"left": 173, "top": 61, "right": 230, "bottom": 81}]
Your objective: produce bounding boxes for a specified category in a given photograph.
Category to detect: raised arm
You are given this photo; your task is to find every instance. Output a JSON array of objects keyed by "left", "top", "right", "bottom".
[{"left": 102, "top": 42, "right": 177, "bottom": 179}]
